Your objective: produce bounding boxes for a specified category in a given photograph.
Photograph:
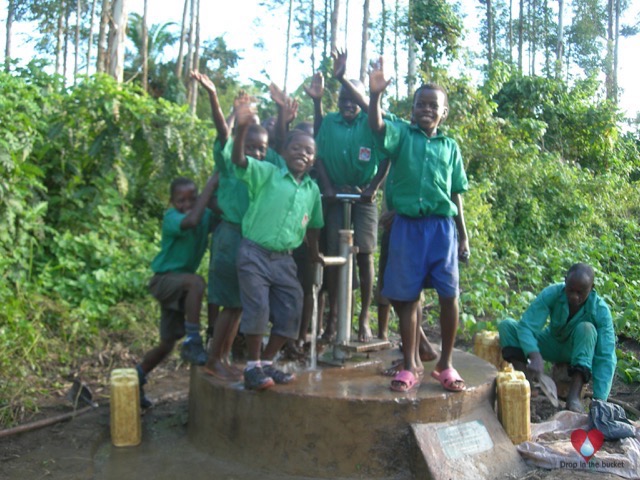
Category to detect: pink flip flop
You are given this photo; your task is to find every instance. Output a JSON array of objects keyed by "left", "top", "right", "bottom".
[
  {"left": 390, "top": 370, "right": 419, "bottom": 392},
  {"left": 431, "top": 368, "right": 466, "bottom": 392}
]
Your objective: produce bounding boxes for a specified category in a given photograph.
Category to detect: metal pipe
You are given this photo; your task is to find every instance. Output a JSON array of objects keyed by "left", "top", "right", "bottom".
[
  {"left": 308, "top": 263, "right": 323, "bottom": 370},
  {"left": 334, "top": 229, "right": 354, "bottom": 360}
]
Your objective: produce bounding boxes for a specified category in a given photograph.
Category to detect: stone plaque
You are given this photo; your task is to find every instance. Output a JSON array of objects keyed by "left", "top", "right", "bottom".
[{"left": 437, "top": 420, "right": 494, "bottom": 460}]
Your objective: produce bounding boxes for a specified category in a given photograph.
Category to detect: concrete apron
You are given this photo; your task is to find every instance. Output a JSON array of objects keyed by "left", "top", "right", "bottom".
[{"left": 188, "top": 348, "right": 528, "bottom": 479}]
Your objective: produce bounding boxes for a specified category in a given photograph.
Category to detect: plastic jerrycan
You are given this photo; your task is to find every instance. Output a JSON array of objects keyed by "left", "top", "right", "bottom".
[
  {"left": 496, "top": 364, "right": 530, "bottom": 444},
  {"left": 110, "top": 368, "right": 142, "bottom": 447}
]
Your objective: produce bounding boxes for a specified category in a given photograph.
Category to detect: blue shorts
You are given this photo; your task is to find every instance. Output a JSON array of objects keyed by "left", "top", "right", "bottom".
[
  {"left": 237, "top": 239, "right": 303, "bottom": 339},
  {"left": 381, "top": 215, "right": 459, "bottom": 301}
]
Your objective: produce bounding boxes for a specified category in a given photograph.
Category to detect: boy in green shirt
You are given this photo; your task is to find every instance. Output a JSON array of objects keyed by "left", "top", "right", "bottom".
[
  {"left": 498, "top": 263, "right": 616, "bottom": 413},
  {"left": 368, "top": 58, "right": 470, "bottom": 393},
  {"left": 304, "top": 50, "right": 390, "bottom": 342},
  {"left": 232, "top": 99, "right": 324, "bottom": 391},
  {"left": 136, "top": 173, "right": 218, "bottom": 407}
]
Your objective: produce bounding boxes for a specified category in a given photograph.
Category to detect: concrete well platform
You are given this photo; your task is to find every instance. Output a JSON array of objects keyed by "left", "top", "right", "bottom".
[{"left": 187, "top": 348, "right": 518, "bottom": 479}]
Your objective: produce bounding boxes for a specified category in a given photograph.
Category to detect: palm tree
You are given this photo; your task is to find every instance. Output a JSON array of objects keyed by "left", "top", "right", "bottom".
[{"left": 125, "top": 12, "right": 177, "bottom": 85}]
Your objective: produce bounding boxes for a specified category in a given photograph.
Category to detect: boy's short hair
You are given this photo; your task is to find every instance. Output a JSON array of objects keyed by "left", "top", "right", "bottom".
[
  {"left": 247, "top": 124, "right": 268, "bottom": 138},
  {"left": 170, "top": 177, "right": 195, "bottom": 198},
  {"left": 283, "top": 129, "right": 314, "bottom": 149},
  {"left": 413, "top": 83, "right": 449, "bottom": 107}
]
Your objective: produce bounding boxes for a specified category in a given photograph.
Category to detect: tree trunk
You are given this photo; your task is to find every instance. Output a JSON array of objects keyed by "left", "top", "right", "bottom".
[
  {"left": 310, "top": 0, "right": 316, "bottom": 74},
  {"left": 393, "top": 0, "right": 399, "bottom": 100},
  {"left": 107, "top": 0, "right": 128, "bottom": 83},
  {"left": 189, "top": 0, "right": 200, "bottom": 114},
  {"left": 380, "top": 0, "right": 386, "bottom": 54},
  {"left": 605, "top": 0, "right": 614, "bottom": 101},
  {"left": 87, "top": 0, "right": 97, "bottom": 74},
  {"left": 530, "top": 0, "right": 537, "bottom": 76},
  {"left": 556, "top": 0, "right": 563, "bottom": 78},
  {"left": 486, "top": 0, "right": 494, "bottom": 71},
  {"left": 4, "top": 0, "right": 14, "bottom": 72},
  {"left": 343, "top": 0, "right": 349, "bottom": 47},
  {"left": 175, "top": 0, "right": 189, "bottom": 79},
  {"left": 142, "top": 0, "right": 148, "bottom": 91},
  {"left": 323, "top": 0, "right": 329, "bottom": 61},
  {"left": 407, "top": 35, "right": 416, "bottom": 96},
  {"left": 96, "top": 0, "right": 110, "bottom": 72},
  {"left": 613, "top": 0, "right": 620, "bottom": 102},
  {"left": 359, "top": 0, "right": 370, "bottom": 83},
  {"left": 284, "top": 0, "right": 294, "bottom": 90},
  {"left": 55, "top": 1, "right": 65, "bottom": 76},
  {"left": 63, "top": 1, "right": 70, "bottom": 80},
  {"left": 184, "top": 0, "right": 195, "bottom": 85},
  {"left": 74, "top": 0, "right": 81, "bottom": 83},
  {"left": 508, "top": 0, "right": 513, "bottom": 64},
  {"left": 330, "top": 0, "right": 340, "bottom": 54},
  {"left": 518, "top": 0, "right": 523, "bottom": 73}
]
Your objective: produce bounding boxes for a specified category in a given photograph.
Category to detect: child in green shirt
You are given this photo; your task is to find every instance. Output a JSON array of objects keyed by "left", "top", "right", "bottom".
[
  {"left": 135, "top": 174, "right": 218, "bottom": 407},
  {"left": 231, "top": 99, "right": 324, "bottom": 391}
]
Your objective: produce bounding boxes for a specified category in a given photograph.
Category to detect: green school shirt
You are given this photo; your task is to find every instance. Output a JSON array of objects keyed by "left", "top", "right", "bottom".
[
  {"left": 315, "top": 111, "right": 383, "bottom": 188},
  {"left": 515, "top": 283, "right": 616, "bottom": 400},
  {"left": 377, "top": 121, "right": 468, "bottom": 218},
  {"left": 214, "top": 139, "right": 285, "bottom": 225},
  {"left": 151, "top": 208, "right": 212, "bottom": 273},
  {"left": 235, "top": 156, "right": 324, "bottom": 252}
]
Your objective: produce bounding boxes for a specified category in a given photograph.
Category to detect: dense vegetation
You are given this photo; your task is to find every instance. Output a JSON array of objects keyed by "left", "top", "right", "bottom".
[{"left": 2, "top": 57, "right": 640, "bottom": 426}]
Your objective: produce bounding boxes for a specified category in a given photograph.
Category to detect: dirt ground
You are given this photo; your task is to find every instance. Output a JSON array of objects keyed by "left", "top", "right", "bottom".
[{"left": 0, "top": 328, "right": 638, "bottom": 480}]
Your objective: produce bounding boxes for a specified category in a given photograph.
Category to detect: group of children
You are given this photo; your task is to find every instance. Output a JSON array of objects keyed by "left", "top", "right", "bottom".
[{"left": 134, "top": 50, "right": 471, "bottom": 404}]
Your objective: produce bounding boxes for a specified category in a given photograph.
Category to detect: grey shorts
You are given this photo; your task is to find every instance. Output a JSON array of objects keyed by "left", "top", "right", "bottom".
[
  {"left": 208, "top": 221, "right": 242, "bottom": 308},
  {"left": 148, "top": 273, "right": 189, "bottom": 341},
  {"left": 325, "top": 201, "right": 378, "bottom": 255},
  {"left": 237, "top": 239, "right": 303, "bottom": 339}
]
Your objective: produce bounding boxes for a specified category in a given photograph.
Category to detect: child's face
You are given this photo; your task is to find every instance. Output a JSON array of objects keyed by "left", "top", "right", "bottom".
[
  {"left": 171, "top": 184, "right": 197, "bottom": 214},
  {"left": 338, "top": 88, "right": 361, "bottom": 123},
  {"left": 411, "top": 89, "right": 448, "bottom": 136},
  {"left": 283, "top": 135, "right": 316, "bottom": 179},
  {"left": 245, "top": 131, "right": 269, "bottom": 160}
]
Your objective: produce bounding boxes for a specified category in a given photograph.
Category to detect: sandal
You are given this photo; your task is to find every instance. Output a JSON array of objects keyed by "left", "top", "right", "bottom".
[
  {"left": 390, "top": 370, "right": 419, "bottom": 392},
  {"left": 431, "top": 368, "right": 466, "bottom": 392}
]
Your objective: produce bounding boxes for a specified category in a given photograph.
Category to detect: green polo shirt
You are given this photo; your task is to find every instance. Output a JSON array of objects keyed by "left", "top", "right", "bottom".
[
  {"left": 377, "top": 121, "right": 468, "bottom": 218},
  {"left": 235, "top": 156, "right": 324, "bottom": 252},
  {"left": 515, "top": 283, "right": 616, "bottom": 400},
  {"left": 214, "top": 139, "right": 285, "bottom": 225},
  {"left": 151, "top": 208, "right": 212, "bottom": 273},
  {"left": 316, "top": 111, "right": 384, "bottom": 188}
]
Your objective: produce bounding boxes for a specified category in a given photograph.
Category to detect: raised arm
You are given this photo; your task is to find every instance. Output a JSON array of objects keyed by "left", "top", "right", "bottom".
[
  {"left": 270, "top": 83, "right": 299, "bottom": 154},
  {"left": 303, "top": 72, "right": 325, "bottom": 134},
  {"left": 231, "top": 98, "right": 256, "bottom": 170},
  {"left": 191, "top": 71, "right": 230, "bottom": 146},
  {"left": 332, "top": 49, "right": 369, "bottom": 112},
  {"left": 368, "top": 57, "right": 392, "bottom": 135},
  {"left": 180, "top": 172, "right": 219, "bottom": 230}
]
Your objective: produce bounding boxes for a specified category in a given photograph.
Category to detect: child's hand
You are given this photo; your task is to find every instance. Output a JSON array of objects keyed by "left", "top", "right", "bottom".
[
  {"left": 331, "top": 49, "right": 347, "bottom": 80},
  {"left": 234, "top": 98, "right": 257, "bottom": 128},
  {"left": 458, "top": 237, "right": 470, "bottom": 264},
  {"left": 368, "top": 57, "right": 391, "bottom": 95},
  {"left": 303, "top": 72, "right": 324, "bottom": 100},
  {"left": 191, "top": 71, "right": 216, "bottom": 94},
  {"left": 269, "top": 83, "right": 287, "bottom": 108},
  {"left": 284, "top": 97, "right": 299, "bottom": 124},
  {"left": 379, "top": 210, "right": 396, "bottom": 230},
  {"left": 233, "top": 90, "right": 251, "bottom": 112}
]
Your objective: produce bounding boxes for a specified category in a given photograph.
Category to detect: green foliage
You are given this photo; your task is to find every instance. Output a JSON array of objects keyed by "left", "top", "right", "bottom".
[
  {"left": 0, "top": 69, "right": 214, "bottom": 426},
  {"left": 616, "top": 349, "right": 640, "bottom": 384}
]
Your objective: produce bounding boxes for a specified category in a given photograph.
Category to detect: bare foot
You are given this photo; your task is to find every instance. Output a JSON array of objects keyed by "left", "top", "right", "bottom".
[
  {"left": 566, "top": 398, "right": 586, "bottom": 414},
  {"left": 358, "top": 315, "right": 372, "bottom": 342},
  {"left": 419, "top": 340, "right": 438, "bottom": 362},
  {"left": 382, "top": 359, "right": 424, "bottom": 377},
  {"left": 203, "top": 360, "right": 242, "bottom": 381}
]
